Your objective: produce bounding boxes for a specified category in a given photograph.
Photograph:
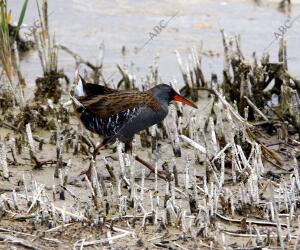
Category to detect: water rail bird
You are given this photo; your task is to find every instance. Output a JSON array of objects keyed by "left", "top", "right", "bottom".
[{"left": 71, "top": 76, "right": 197, "bottom": 179}]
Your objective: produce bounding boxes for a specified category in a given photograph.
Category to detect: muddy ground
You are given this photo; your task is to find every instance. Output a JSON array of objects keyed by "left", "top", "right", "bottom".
[
  {"left": 1, "top": 93, "right": 300, "bottom": 249},
  {"left": 1, "top": 0, "right": 300, "bottom": 249}
]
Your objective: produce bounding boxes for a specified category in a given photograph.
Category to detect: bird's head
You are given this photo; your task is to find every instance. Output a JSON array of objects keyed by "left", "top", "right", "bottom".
[{"left": 150, "top": 84, "right": 198, "bottom": 109}]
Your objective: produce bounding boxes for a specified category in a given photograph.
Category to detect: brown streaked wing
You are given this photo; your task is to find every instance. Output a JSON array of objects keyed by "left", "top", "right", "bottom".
[
  {"left": 79, "top": 91, "right": 162, "bottom": 118},
  {"left": 83, "top": 83, "right": 119, "bottom": 96}
]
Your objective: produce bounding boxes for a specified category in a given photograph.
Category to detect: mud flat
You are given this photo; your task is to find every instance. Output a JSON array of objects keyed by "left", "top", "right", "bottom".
[{"left": 1, "top": 0, "right": 300, "bottom": 249}]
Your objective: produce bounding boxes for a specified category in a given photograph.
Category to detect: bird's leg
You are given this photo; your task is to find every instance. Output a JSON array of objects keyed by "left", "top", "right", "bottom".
[
  {"left": 80, "top": 139, "right": 108, "bottom": 180},
  {"left": 92, "top": 142, "right": 103, "bottom": 159},
  {"left": 80, "top": 156, "right": 96, "bottom": 180},
  {"left": 124, "top": 140, "right": 133, "bottom": 154},
  {"left": 124, "top": 139, "right": 166, "bottom": 180},
  {"left": 84, "top": 161, "right": 93, "bottom": 180},
  {"left": 134, "top": 155, "right": 166, "bottom": 180}
]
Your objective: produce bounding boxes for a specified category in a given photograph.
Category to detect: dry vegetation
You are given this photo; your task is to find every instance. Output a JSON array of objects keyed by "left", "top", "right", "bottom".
[{"left": 1, "top": 0, "right": 300, "bottom": 249}]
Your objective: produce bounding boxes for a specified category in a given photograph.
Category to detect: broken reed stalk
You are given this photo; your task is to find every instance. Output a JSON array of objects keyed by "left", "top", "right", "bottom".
[
  {"left": 57, "top": 43, "right": 104, "bottom": 84},
  {"left": 84, "top": 170, "right": 100, "bottom": 209},
  {"left": 54, "top": 120, "right": 64, "bottom": 178},
  {"left": 244, "top": 96, "right": 269, "bottom": 121},
  {"left": 0, "top": 143, "right": 9, "bottom": 180},
  {"left": 103, "top": 156, "right": 116, "bottom": 183},
  {"left": 179, "top": 135, "right": 206, "bottom": 154},
  {"left": 9, "top": 138, "right": 17, "bottom": 164},
  {"left": 165, "top": 106, "right": 181, "bottom": 157},
  {"left": 117, "top": 64, "right": 134, "bottom": 89},
  {"left": 25, "top": 123, "right": 38, "bottom": 168}
]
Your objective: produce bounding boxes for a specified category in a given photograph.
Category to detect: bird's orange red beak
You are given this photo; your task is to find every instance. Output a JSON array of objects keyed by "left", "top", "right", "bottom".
[{"left": 173, "top": 95, "right": 198, "bottom": 109}]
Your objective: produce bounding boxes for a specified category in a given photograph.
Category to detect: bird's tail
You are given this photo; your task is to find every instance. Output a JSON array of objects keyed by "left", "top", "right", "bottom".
[{"left": 74, "top": 75, "right": 86, "bottom": 97}]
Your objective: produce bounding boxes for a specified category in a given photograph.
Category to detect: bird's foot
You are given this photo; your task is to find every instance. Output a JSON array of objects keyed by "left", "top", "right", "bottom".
[
  {"left": 76, "top": 143, "right": 102, "bottom": 182},
  {"left": 79, "top": 161, "right": 93, "bottom": 181}
]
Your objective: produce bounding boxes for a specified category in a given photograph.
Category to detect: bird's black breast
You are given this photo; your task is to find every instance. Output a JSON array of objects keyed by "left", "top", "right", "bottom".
[{"left": 117, "top": 106, "right": 168, "bottom": 140}]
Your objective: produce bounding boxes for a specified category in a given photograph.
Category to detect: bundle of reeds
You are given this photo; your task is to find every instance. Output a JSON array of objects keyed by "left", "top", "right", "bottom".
[{"left": 0, "top": 0, "right": 29, "bottom": 108}]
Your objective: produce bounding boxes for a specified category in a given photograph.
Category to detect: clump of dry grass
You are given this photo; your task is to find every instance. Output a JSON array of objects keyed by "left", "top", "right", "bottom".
[{"left": 33, "top": 0, "right": 69, "bottom": 104}]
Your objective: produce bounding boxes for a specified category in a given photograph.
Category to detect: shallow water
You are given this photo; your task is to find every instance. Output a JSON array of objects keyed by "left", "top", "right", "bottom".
[{"left": 9, "top": 0, "right": 300, "bottom": 98}]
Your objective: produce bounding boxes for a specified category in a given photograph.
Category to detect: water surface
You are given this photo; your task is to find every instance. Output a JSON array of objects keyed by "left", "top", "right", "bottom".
[{"left": 9, "top": 0, "right": 300, "bottom": 98}]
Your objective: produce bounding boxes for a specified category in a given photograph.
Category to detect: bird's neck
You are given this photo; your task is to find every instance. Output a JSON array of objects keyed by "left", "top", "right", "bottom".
[{"left": 147, "top": 88, "right": 171, "bottom": 112}]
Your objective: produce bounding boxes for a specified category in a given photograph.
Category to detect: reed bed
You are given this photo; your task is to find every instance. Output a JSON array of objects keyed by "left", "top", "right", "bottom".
[{"left": 0, "top": 0, "right": 300, "bottom": 249}]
